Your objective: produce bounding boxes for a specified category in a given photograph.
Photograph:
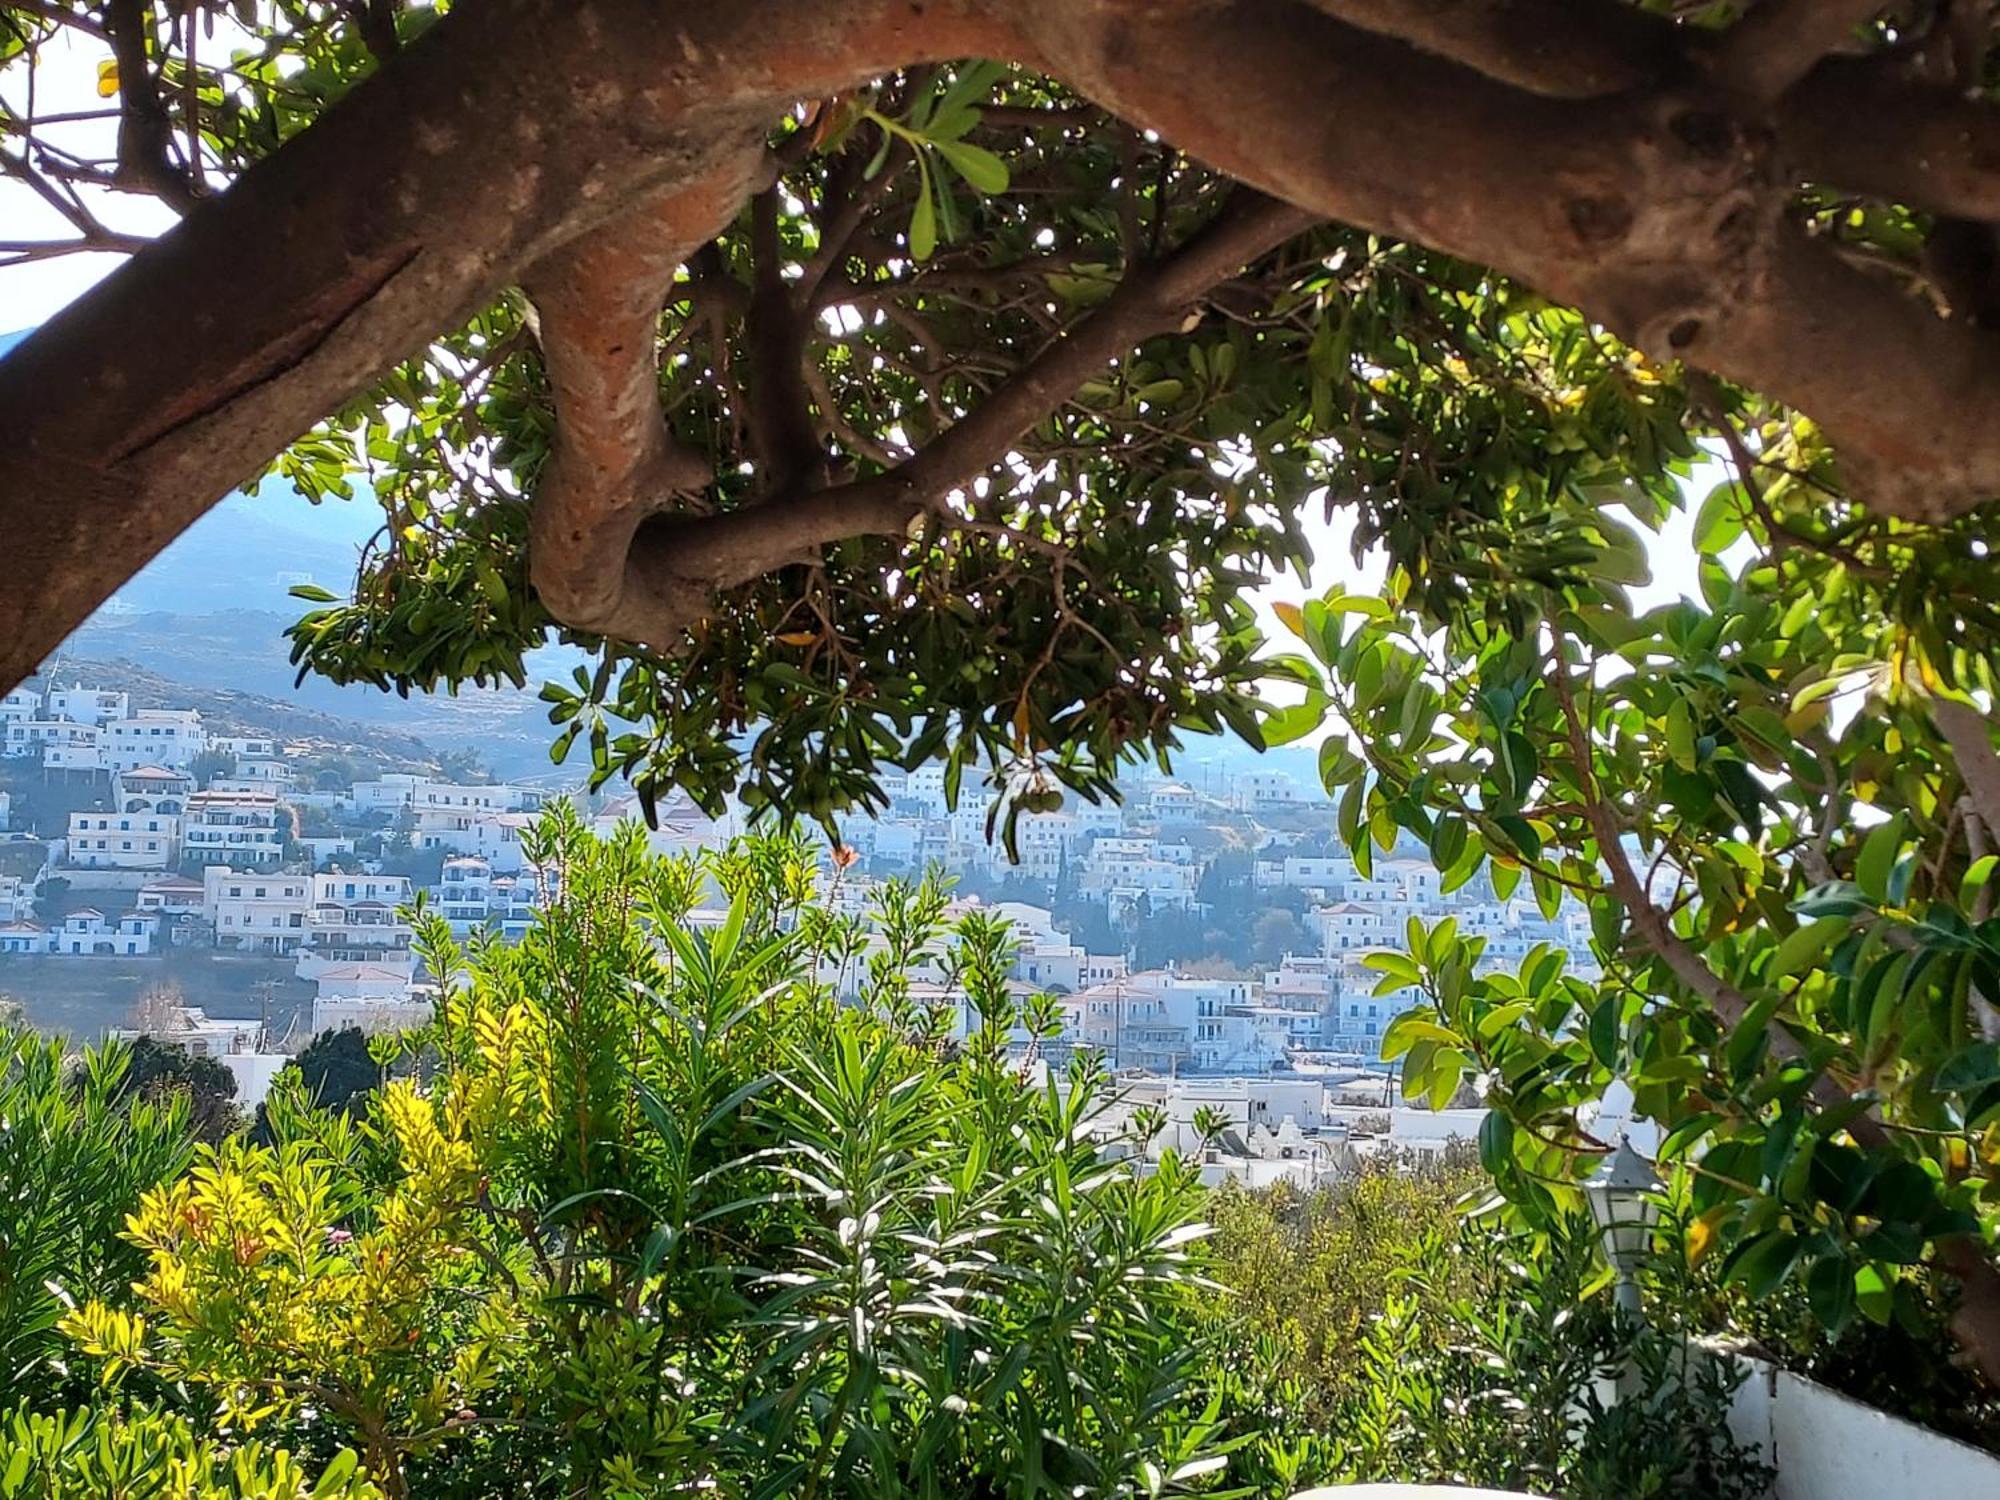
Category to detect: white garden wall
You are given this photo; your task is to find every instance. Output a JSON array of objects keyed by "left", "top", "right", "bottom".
[{"left": 1722, "top": 1351, "right": 2000, "bottom": 1499}]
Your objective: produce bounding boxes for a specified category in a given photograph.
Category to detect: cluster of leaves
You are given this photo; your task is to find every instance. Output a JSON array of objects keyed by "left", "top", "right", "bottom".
[
  {"left": 142, "top": 22, "right": 1731, "bottom": 842},
  {"left": 47, "top": 808, "right": 1240, "bottom": 1497},
  {"left": 1262, "top": 381, "right": 2000, "bottom": 1374},
  {"left": 0, "top": 1403, "right": 378, "bottom": 1500},
  {"left": 1207, "top": 1174, "right": 1772, "bottom": 1500},
  {"left": 2, "top": 811, "right": 1813, "bottom": 1495},
  {"left": 0, "top": 1031, "right": 193, "bottom": 1406}
]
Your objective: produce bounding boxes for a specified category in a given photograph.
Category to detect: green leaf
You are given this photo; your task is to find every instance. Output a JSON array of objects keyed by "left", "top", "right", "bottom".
[
  {"left": 1962, "top": 855, "right": 2000, "bottom": 911},
  {"left": 1693, "top": 481, "right": 1747, "bottom": 556},
  {"left": 1428, "top": 814, "right": 1468, "bottom": 873},
  {"left": 1665, "top": 698, "right": 1697, "bottom": 771},
  {"left": 909, "top": 157, "right": 939, "bottom": 260},
  {"left": 1726, "top": 1229, "right": 1802, "bottom": 1299},
  {"left": 1854, "top": 1263, "right": 1895, "bottom": 1325},
  {"left": 1588, "top": 995, "right": 1622, "bottom": 1070},
  {"left": 1478, "top": 1110, "right": 1515, "bottom": 1176},
  {"left": 1771, "top": 915, "right": 1848, "bottom": 982},
  {"left": 1262, "top": 689, "right": 1328, "bottom": 746},
  {"left": 933, "top": 138, "right": 1009, "bottom": 193},
  {"left": 1936, "top": 1043, "right": 2000, "bottom": 1094},
  {"left": 1807, "top": 1256, "right": 1856, "bottom": 1332}
]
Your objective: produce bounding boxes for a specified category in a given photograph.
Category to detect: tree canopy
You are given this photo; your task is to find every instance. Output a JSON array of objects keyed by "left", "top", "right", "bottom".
[{"left": 7, "top": 0, "right": 2000, "bottom": 1387}]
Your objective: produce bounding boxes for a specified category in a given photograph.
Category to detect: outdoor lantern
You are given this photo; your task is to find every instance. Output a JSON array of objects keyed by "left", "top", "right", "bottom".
[{"left": 1584, "top": 1135, "right": 1662, "bottom": 1316}]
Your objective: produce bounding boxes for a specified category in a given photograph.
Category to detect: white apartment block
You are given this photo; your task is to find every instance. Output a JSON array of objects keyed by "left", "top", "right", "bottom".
[
  {"left": 1316, "top": 900, "right": 1396, "bottom": 953},
  {"left": 46, "top": 688, "right": 129, "bottom": 726},
  {"left": 0, "top": 685, "right": 42, "bottom": 726},
  {"left": 42, "top": 908, "right": 158, "bottom": 956},
  {"left": 182, "top": 790, "right": 289, "bottom": 867},
  {"left": 135, "top": 874, "right": 206, "bottom": 917},
  {"left": 0, "top": 875, "right": 32, "bottom": 923},
  {"left": 6, "top": 718, "right": 98, "bottom": 765},
  {"left": 209, "top": 735, "right": 280, "bottom": 759},
  {"left": 353, "top": 775, "right": 541, "bottom": 818},
  {"left": 417, "top": 810, "right": 535, "bottom": 873},
  {"left": 205, "top": 868, "right": 312, "bottom": 953},
  {"left": 312, "top": 964, "right": 431, "bottom": 1036},
  {"left": 1230, "top": 769, "right": 1305, "bottom": 809},
  {"left": 211, "top": 756, "right": 296, "bottom": 794},
  {"left": 104, "top": 709, "right": 205, "bottom": 772},
  {"left": 298, "top": 872, "right": 415, "bottom": 979},
  {"left": 65, "top": 810, "right": 178, "bottom": 870},
  {"left": 117, "top": 764, "right": 195, "bottom": 813}
]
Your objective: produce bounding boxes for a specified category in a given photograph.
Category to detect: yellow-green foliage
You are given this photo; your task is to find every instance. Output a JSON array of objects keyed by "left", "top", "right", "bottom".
[
  {"left": 46, "top": 808, "right": 1233, "bottom": 1497},
  {"left": 1206, "top": 1147, "right": 1482, "bottom": 1412},
  {"left": 61, "top": 1087, "right": 515, "bottom": 1478},
  {"left": 0, "top": 1403, "right": 380, "bottom": 1499}
]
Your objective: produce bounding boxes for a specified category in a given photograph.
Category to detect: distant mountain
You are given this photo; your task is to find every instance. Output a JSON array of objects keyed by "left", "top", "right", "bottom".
[
  {"left": 40, "top": 651, "right": 442, "bottom": 770},
  {"left": 57, "top": 610, "right": 570, "bottom": 783},
  {"left": 102, "top": 492, "right": 378, "bottom": 616}
]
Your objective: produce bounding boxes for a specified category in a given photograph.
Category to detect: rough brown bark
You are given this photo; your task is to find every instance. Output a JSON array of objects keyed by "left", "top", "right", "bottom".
[
  {"left": 6, "top": 0, "right": 2000, "bottom": 675},
  {"left": 0, "top": 0, "right": 1012, "bottom": 692}
]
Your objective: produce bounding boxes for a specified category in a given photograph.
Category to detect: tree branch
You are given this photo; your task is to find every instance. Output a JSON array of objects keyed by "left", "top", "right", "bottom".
[
  {"left": 1030, "top": 0, "right": 2000, "bottom": 522},
  {"left": 744, "top": 187, "right": 827, "bottom": 496},
  {"left": 1715, "top": 0, "right": 1888, "bottom": 103},
  {"left": 603, "top": 190, "right": 1316, "bottom": 646},
  {"left": 0, "top": 0, "right": 1021, "bottom": 694},
  {"left": 104, "top": 0, "right": 198, "bottom": 211},
  {"left": 521, "top": 166, "right": 760, "bottom": 635},
  {"left": 1778, "top": 57, "right": 2000, "bottom": 222},
  {"left": 1935, "top": 697, "right": 2000, "bottom": 839},
  {"left": 1302, "top": 0, "right": 1675, "bottom": 98}
]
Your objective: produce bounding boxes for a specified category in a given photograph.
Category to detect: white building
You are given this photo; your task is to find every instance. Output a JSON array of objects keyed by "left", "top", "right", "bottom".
[
  {"left": 7, "top": 718, "right": 99, "bottom": 766},
  {"left": 417, "top": 810, "right": 536, "bottom": 873},
  {"left": 0, "top": 875, "right": 32, "bottom": 924},
  {"left": 312, "top": 964, "right": 431, "bottom": 1035},
  {"left": 205, "top": 867, "right": 312, "bottom": 954},
  {"left": 0, "top": 919, "right": 47, "bottom": 954},
  {"left": 135, "top": 874, "right": 206, "bottom": 917},
  {"left": 111, "top": 1002, "right": 263, "bottom": 1058},
  {"left": 116, "top": 764, "right": 195, "bottom": 814},
  {"left": 183, "top": 790, "right": 290, "bottom": 868},
  {"left": 0, "top": 685, "right": 41, "bottom": 727},
  {"left": 45, "top": 687, "right": 128, "bottom": 726},
  {"left": 296, "top": 872, "right": 415, "bottom": 979},
  {"left": 65, "top": 809, "right": 178, "bottom": 870},
  {"left": 209, "top": 735, "right": 281, "bottom": 760},
  {"left": 0, "top": 789, "right": 9, "bottom": 830},
  {"left": 44, "top": 908, "right": 157, "bottom": 956},
  {"left": 211, "top": 756, "right": 296, "bottom": 795},
  {"left": 1230, "top": 769, "right": 1305, "bottom": 810},
  {"left": 104, "top": 709, "right": 205, "bottom": 773},
  {"left": 1315, "top": 899, "right": 1396, "bottom": 953}
]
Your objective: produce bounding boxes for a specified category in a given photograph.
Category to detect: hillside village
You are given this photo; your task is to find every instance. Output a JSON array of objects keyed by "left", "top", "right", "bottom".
[{"left": 1, "top": 672, "right": 1604, "bottom": 1186}]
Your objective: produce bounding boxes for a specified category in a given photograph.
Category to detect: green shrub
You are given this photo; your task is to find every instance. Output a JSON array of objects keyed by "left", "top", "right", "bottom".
[
  {"left": 55, "top": 808, "right": 1240, "bottom": 1498},
  {"left": 1207, "top": 1174, "right": 1772, "bottom": 1500},
  {"left": 0, "top": 1403, "right": 379, "bottom": 1499},
  {"left": 0, "top": 1032, "right": 194, "bottom": 1405}
]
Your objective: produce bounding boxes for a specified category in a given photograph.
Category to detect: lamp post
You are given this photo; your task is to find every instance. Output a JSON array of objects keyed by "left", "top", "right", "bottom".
[{"left": 1584, "top": 1135, "right": 1661, "bottom": 1319}]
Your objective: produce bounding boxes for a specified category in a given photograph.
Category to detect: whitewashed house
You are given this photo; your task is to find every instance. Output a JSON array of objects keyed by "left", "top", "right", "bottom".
[
  {"left": 182, "top": 790, "right": 289, "bottom": 868},
  {"left": 46, "top": 908, "right": 157, "bottom": 956},
  {"left": 104, "top": 709, "right": 205, "bottom": 773},
  {"left": 65, "top": 809, "right": 178, "bottom": 870}
]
